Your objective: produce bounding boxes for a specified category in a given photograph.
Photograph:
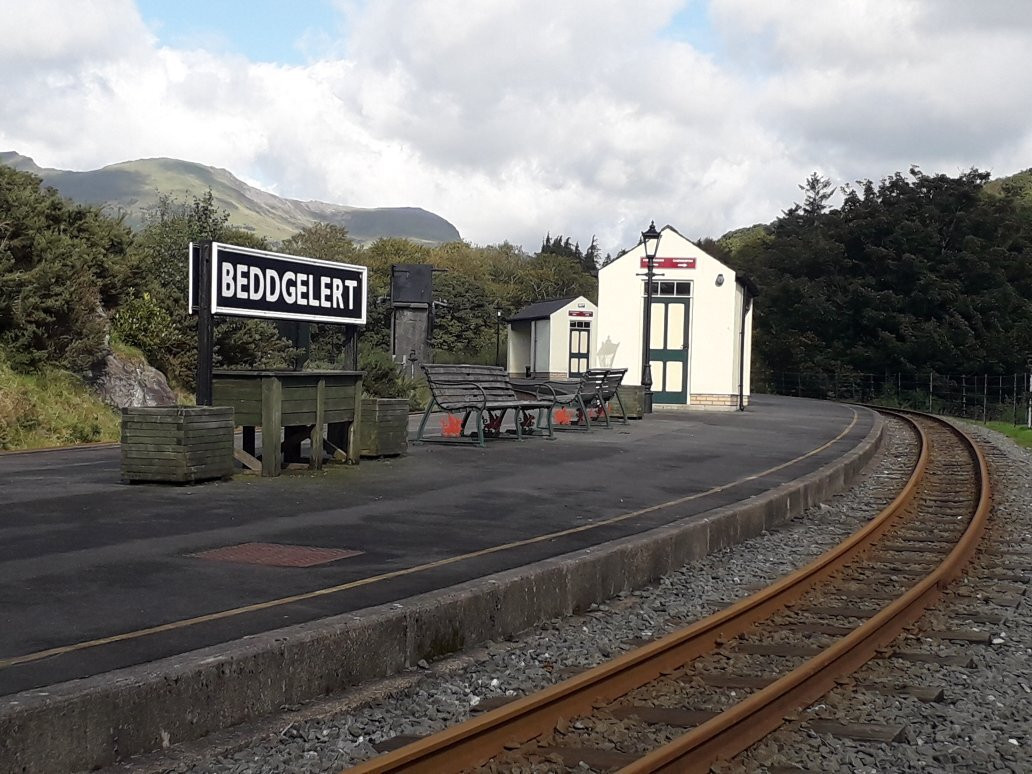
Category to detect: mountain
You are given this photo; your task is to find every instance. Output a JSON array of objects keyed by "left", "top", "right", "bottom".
[{"left": 0, "top": 152, "right": 461, "bottom": 245}]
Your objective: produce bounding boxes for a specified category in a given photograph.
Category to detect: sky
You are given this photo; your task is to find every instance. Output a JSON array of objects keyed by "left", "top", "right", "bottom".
[{"left": 3, "top": 0, "right": 1032, "bottom": 254}]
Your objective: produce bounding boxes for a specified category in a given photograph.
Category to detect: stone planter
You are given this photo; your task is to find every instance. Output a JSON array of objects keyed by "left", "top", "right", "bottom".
[
  {"left": 121, "top": 406, "right": 235, "bottom": 484},
  {"left": 611, "top": 385, "right": 645, "bottom": 419},
  {"left": 359, "top": 398, "right": 409, "bottom": 457}
]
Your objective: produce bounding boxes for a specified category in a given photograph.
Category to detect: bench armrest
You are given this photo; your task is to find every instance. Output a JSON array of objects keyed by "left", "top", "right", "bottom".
[
  {"left": 533, "top": 383, "right": 560, "bottom": 401},
  {"left": 434, "top": 380, "right": 487, "bottom": 413}
]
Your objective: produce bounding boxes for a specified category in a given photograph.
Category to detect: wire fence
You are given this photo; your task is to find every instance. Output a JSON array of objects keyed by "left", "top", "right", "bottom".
[{"left": 761, "top": 371, "right": 1032, "bottom": 425}]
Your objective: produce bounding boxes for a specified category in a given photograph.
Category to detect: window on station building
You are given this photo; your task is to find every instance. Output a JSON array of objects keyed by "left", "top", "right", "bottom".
[
  {"left": 569, "top": 320, "right": 591, "bottom": 330},
  {"left": 644, "top": 280, "right": 692, "bottom": 297}
]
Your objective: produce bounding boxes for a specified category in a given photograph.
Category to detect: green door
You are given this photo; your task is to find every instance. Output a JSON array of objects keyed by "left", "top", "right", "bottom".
[
  {"left": 568, "top": 320, "right": 591, "bottom": 376},
  {"left": 649, "top": 295, "right": 690, "bottom": 404}
]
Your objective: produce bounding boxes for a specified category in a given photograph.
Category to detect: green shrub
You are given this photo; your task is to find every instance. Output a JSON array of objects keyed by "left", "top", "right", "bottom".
[{"left": 359, "top": 347, "right": 423, "bottom": 410}]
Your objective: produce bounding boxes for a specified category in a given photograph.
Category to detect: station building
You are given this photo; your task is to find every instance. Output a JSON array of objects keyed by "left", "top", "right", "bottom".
[
  {"left": 507, "top": 296, "right": 597, "bottom": 379},
  {"left": 596, "top": 225, "right": 755, "bottom": 411}
]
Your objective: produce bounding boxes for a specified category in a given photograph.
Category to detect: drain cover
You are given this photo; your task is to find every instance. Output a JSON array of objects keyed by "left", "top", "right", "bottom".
[{"left": 191, "top": 542, "right": 363, "bottom": 567}]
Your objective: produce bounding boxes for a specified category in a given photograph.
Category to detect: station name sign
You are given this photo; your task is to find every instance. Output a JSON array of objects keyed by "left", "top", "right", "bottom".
[
  {"left": 189, "top": 242, "right": 367, "bottom": 325},
  {"left": 639, "top": 256, "right": 697, "bottom": 270}
]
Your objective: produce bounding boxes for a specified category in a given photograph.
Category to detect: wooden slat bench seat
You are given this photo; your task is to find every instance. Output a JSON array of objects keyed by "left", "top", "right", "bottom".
[
  {"left": 417, "top": 364, "right": 555, "bottom": 446},
  {"left": 594, "top": 367, "right": 629, "bottom": 426},
  {"left": 514, "top": 367, "right": 629, "bottom": 430},
  {"left": 530, "top": 370, "right": 608, "bottom": 431}
]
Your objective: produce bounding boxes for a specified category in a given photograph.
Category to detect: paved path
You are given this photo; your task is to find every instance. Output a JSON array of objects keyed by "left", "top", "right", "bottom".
[{"left": 0, "top": 395, "right": 872, "bottom": 697}]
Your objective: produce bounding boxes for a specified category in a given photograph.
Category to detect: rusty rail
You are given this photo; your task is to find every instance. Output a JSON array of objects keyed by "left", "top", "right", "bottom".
[{"left": 345, "top": 410, "right": 990, "bottom": 773}]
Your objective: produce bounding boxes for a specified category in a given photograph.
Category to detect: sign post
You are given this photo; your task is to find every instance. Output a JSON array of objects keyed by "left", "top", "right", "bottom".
[
  {"left": 196, "top": 242, "right": 214, "bottom": 406},
  {"left": 189, "top": 241, "right": 368, "bottom": 405}
]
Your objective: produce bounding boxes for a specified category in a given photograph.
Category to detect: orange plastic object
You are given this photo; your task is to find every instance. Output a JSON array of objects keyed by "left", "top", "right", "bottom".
[{"left": 440, "top": 414, "right": 463, "bottom": 437}]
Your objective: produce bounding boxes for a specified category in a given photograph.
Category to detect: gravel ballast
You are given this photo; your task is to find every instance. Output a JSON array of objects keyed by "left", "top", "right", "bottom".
[
  {"left": 724, "top": 420, "right": 1032, "bottom": 774},
  {"left": 118, "top": 417, "right": 1030, "bottom": 774}
]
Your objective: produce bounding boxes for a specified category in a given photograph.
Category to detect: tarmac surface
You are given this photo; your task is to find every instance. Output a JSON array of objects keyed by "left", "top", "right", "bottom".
[{"left": 0, "top": 395, "right": 873, "bottom": 701}]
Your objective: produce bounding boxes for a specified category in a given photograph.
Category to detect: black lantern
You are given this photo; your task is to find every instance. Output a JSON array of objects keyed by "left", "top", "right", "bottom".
[{"left": 640, "top": 221, "right": 662, "bottom": 414}]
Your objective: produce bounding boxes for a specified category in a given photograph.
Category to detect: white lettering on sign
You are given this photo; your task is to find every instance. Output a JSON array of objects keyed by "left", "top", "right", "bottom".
[
  {"left": 221, "top": 262, "right": 235, "bottom": 297},
  {"left": 204, "top": 242, "right": 367, "bottom": 325},
  {"left": 249, "top": 266, "right": 264, "bottom": 300},
  {"left": 236, "top": 263, "right": 248, "bottom": 299},
  {"left": 218, "top": 261, "right": 360, "bottom": 311},
  {"left": 266, "top": 269, "right": 280, "bottom": 302},
  {"left": 282, "top": 271, "right": 296, "bottom": 304}
]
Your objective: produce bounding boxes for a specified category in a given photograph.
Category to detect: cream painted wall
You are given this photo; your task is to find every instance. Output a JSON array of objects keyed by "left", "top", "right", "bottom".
[
  {"left": 548, "top": 297, "right": 597, "bottom": 376},
  {"left": 532, "top": 319, "right": 550, "bottom": 373},
  {"left": 597, "top": 226, "right": 749, "bottom": 402},
  {"left": 507, "top": 297, "right": 598, "bottom": 377},
  {"left": 507, "top": 320, "right": 532, "bottom": 376}
]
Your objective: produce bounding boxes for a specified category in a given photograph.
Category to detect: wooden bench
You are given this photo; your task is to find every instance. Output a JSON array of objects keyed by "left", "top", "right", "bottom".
[
  {"left": 523, "top": 370, "right": 609, "bottom": 431},
  {"left": 417, "top": 364, "right": 555, "bottom": 446},
  {"left": 593, "top": 367, "right": 629, "bottom": 426},
  {"left": 528, "top": 367, "right": 629, "bottom": 430}
]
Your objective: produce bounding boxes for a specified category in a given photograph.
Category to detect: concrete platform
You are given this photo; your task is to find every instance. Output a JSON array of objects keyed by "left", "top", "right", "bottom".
[{"left": 0, "top": 395, "right": 881, "bottom": 772}]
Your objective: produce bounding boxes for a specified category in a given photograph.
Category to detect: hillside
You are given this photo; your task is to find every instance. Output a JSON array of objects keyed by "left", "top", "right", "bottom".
[
  {"left": 984, "top": 167, "right": 1032, "bottom": 206},
  {"left": 0, "top": 152, "right": 461, "bottom": 245}
]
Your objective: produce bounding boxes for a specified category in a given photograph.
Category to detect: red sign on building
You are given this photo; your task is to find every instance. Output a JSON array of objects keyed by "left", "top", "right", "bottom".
[
  {"left": 639, "top": 256, "right": 697, "bottom": 269},
  {"left": 568, "top": 310, "right": 593, "bottom": 318}
]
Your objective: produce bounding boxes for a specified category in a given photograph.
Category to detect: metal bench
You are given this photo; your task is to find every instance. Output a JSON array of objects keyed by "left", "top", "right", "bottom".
[
  {"left": 527, "top": 370, "right": 610, "bottom": 431},
  {"left": 545, "top": 367, "right": 629, "bottom": 428},
  {"left": 417, "top": 364, "right": 556, "bottom": 446},
  {"left": 593, "top": 367, "right": 629, "bottom": 426}
]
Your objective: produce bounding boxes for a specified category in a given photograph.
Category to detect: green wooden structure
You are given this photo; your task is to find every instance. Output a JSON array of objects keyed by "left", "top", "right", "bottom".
[
  {"left": 612, "top": 384, "right": 645, "bottom": 419},
  {"left": 121, "top": 406, "right": 234, "bottom": 484},
  {"left": 359, "top": 398, "right": 409, "bottom": 457},
  {"left": 213, "top": 370, "right": 363, "bottom": 476}
]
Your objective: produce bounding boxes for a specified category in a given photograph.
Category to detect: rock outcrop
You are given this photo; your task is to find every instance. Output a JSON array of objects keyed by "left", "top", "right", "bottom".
[{"left": 89, "top": 352, "right": 177, "bottom": 408}]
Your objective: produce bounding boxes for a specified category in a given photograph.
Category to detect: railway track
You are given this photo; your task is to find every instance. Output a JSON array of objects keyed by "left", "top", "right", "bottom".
[{"left": 346, "top": 408, "right": 991, "bottom": 773}]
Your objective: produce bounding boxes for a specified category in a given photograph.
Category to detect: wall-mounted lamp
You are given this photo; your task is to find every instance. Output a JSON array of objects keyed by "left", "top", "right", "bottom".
[{"left": 715, "top": 273, "right": 725, "bottom": 287}]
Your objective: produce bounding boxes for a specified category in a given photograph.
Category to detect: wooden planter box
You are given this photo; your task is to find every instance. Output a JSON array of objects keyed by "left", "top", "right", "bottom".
[
  {"left": 611, "top": 385, "right": 645, "bottom": 419},
  {"left": 121, "top": 406, "right": 235, "bottom": 484},
  {"left": 359, "top": 398, "right": 409, "bottom": 457}
]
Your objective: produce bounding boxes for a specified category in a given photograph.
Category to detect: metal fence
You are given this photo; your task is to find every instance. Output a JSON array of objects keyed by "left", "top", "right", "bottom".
[{"left": 761, "top": 371, "right": 1032, "bottom": 425}]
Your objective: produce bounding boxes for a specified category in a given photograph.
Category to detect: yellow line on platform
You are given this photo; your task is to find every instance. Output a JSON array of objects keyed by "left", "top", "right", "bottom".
[{"left": 0, "top": 410, "right": 859, "bottom": 670}]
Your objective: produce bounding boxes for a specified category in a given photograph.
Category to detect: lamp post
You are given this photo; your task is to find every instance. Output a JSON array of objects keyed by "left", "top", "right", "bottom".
[
  {"left": 495, "top": 307, "right": 502, "bottom": 367},
  {"left": 640, "top": 220, "right": 662, "bottom": 414}
]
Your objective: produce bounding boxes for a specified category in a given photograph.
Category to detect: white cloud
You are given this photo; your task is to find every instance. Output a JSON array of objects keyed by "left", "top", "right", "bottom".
[
  {"left": 1, "top": 0, "right": 1031, "bottom": 254},
  {"left": 0, "top": 0, "right": 152, "bottom": 65}
]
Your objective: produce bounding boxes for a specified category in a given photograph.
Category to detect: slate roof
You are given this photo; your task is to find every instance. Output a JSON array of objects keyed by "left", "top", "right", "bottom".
[{"left": 508, "top": 297, "right": 579, "bottom": 322}]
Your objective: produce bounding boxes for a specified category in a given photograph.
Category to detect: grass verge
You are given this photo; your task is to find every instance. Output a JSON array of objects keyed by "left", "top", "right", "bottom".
[
  {"left": 0, "top": 360, "right": 120, "bottom": 450},
  {"left": 983, "top": 420, "right": 1032, "bottom": 449}
]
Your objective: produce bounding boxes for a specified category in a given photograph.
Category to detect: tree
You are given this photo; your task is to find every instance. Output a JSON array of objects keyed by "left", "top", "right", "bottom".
[
  {"left": 280, "top": 223, "right": 361, "bottom": 366},
  {"left": 119, "top": 191, "right": 293, "bottom": 387},
  {"left": 280, "top": 223, "right": 359, "bottom": 264},
  {"left": 0, "top": 166, "right": 134, "bottom": 372},
  {"left": 798, "top": 172, "right": 835, "bottom": 223},
  {"left": 726, "top": 168, "right": 1032, "bottom": 379},
  {"left": 429, "top": 271, "right": 494, "bottom": 357},
  {"left": 523, "top": 253, "right": 597, "bottom": 304},
  {"left": 583, "top": 236, "right": 602, "bottom": 275}
]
